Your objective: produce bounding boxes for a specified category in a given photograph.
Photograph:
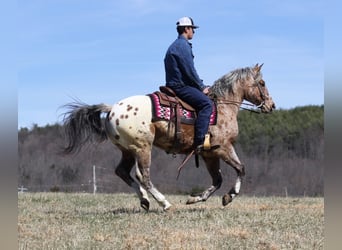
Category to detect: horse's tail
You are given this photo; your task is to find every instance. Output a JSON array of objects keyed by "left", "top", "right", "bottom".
[{"left": 61, "top": 102, "right": 112, "bottom": 154}]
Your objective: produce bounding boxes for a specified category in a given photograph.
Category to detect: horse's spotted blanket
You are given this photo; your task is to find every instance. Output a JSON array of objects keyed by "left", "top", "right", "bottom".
[{"left": 148, "top": 93, "right": 217, "bottom": 125}]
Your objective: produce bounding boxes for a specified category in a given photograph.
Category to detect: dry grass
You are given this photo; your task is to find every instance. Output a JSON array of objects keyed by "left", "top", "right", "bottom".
[{"left": 18, "top": 193, "right": 323, "bottom": 249}]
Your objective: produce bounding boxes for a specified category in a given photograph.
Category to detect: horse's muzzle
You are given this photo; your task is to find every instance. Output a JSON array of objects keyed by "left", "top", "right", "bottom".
[{"left": 260, "top": 99, "right": 276, "bottom": 113}]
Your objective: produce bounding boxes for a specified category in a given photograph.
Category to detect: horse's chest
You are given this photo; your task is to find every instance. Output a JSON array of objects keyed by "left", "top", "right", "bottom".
[{"left": 212, "top": 113, "right": 238, "bottom": 142}]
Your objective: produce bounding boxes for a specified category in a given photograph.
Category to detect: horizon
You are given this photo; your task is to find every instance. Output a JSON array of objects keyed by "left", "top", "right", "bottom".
[{"left": 18, "top": 104, "right": 324, "bottom": 130}]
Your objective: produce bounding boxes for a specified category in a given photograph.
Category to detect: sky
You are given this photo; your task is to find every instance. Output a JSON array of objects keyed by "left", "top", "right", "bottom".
[{"left": 17, "top": 0, "right": 324, "bottom": 129}]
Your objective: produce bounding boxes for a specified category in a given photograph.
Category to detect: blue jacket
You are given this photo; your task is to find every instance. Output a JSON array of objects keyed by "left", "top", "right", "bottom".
[{"left": 164, "top": 35, "right": 205, "bottom": 91}]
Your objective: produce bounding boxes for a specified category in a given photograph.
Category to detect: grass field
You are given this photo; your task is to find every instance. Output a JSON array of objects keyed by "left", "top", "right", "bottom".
[{"left": 18, "top": 193, "right": 323, "bottom": 249}]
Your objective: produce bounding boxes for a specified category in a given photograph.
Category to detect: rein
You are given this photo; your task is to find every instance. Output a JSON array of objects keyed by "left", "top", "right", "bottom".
[
  {"left": 216, "top": 100, "right": 262, "bottom": 114},
  {"left": 210, "top": 74, "right": 267, "bottom": 114}
]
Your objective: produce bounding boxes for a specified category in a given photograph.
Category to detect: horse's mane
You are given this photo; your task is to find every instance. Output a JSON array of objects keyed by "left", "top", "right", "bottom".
[{"left": 210, "top": 66, "right": 262, "bottom": 97}]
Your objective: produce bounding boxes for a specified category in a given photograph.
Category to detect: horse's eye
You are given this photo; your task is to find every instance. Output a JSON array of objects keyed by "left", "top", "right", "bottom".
[{"left": 259, "top": 80, "right": 265, "bottom": 86}]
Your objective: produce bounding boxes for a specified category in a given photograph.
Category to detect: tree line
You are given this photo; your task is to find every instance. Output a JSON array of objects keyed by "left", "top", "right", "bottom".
[{"left": 18, "top": 105, "right": 323, "bottom": 196}]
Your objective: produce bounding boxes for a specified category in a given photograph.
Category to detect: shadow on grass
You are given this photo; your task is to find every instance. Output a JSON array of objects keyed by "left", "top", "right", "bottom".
[
  {"left": 109, "top": 207, "right": 160, "bottom": 215},
  {"left": 109, "top": 206, "right": 208, "bottom": 215}
]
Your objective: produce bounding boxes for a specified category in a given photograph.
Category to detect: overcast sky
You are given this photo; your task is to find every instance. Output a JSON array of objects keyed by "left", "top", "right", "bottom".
[{"left": 17, "top": 0, "right": 323, "bottom": 129}]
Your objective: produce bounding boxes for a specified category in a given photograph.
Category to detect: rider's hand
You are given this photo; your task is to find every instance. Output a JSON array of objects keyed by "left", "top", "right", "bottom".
[{"left": 202, "top": 87, "right": 210, "bottom": 95}]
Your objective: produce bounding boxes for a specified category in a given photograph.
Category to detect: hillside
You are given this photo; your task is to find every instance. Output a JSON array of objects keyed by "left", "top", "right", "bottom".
[{"left": 18, "top": 105, "right": 324, "bottom": 196}]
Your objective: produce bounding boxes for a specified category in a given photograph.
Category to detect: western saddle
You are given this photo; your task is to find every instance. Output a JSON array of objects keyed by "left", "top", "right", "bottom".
[{"left": 155, "top": 86, "right": 211, "bottom": 152}]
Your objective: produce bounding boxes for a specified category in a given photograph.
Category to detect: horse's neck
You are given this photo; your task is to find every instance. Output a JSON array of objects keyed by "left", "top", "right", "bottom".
[
  {"left": 221, "top": 91, "right": 243, "bottom": 115},
  {"left": 212, "top": 81, "right": 245, "bottom": 117},
  {"left": 215, "top": 97, "right": 240, "bottom": 125}
]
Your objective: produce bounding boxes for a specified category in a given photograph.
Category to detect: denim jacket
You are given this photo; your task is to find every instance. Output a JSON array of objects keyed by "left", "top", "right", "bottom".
[{"left": 164, "top": 35, "right": 205, "bottom": 91}]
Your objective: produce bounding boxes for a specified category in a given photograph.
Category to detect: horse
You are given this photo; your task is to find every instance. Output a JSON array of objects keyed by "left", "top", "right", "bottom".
[{"left": 62, "top": 63, "right": 275, "bottom": 211}]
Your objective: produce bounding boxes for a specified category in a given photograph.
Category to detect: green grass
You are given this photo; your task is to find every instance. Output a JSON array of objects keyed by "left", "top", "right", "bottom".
[{"left": 18, "top": 193, "right": 323, "bottom": 249}]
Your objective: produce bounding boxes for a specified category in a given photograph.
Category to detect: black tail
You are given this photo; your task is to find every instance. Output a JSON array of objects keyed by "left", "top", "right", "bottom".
[{"left": 61, "top": 102, "right": 112, "bottom": 154}]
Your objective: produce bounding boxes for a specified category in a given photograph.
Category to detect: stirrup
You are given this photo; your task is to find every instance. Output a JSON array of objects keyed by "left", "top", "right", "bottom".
[{"left": 195, "top": 144, "right": 220, "bottom": 154}]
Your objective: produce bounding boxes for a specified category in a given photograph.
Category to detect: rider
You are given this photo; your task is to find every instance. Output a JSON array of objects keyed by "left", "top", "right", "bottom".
[{"left": 164, "top": 16, "right": 212, "bottom": 152}]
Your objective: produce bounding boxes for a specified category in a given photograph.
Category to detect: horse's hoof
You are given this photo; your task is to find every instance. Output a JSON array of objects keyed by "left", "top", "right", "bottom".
[
  {"left": 222, "top": 194, "right": 232, "bottom": 206},
  {"left": 163, "top": 201, "right": 172, "bottom": 211},
  {"left": 140, "top": 199, "right": 150, "bottom": 211},
  {"left": 163, "top": 203, "right": 173, "bottom": 212},
  {"left": 186, "top": 196, "right": 201, "bottom": 205}
]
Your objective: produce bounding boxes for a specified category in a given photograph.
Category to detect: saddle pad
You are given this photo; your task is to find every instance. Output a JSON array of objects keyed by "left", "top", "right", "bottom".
[{"left": 148, "top": 93, "right": 217, "bottom": 125}]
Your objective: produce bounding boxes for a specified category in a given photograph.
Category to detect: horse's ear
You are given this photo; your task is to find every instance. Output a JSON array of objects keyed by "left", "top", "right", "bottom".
[
  {"left": 253, "top": 63, "right": 259, "bottom": 72},
  {"left": 254, "top": 63, "right": 264, "bottom": 73}
]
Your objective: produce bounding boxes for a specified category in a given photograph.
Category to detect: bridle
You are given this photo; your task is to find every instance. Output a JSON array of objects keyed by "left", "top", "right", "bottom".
[
  {"left": 255, "top": 79, "right": 266, "bottom": 109},
  {"left": 210, "top": 78, "right": 267, "bottom": 114}
]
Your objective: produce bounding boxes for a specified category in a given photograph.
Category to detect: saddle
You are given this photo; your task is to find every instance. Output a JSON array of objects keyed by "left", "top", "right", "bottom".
[
  {"left": 158, "top": 86, "right": 194, "bottom": 149},
  {"left": 149, "top": 86, "right": 217, "bottom": 152},
  {"left": 158, "top": 86, "right": 195, "bottom": 113}
]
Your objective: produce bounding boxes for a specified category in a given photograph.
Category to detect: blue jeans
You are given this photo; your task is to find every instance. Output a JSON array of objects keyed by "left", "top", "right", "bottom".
[{"left": 171, "top": 85, "right": 212, "bottom": 145}]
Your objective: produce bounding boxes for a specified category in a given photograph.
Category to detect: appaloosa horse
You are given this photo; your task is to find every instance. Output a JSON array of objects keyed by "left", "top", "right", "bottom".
[{"left": 62, "top": 64, "right": 275, "bottom": 211}]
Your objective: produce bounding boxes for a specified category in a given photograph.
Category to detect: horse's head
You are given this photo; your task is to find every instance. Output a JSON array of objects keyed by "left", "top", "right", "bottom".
[
  {"left": 210, "top": 64, "right": 276, "bottom": 113},
  {"left": 244, "top": 63, "right": 275, "bottom": 113}
]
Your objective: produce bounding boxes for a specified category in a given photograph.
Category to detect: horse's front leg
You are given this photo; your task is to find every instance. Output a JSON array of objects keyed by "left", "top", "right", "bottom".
[
  {"left": 220, "top": 145, "right": 245, "bottom": 206},
  {"left": 186, "top": 156, "right": 222, "bottom": 205},
  {"left": 133, "top": 146, "right": 172, "bottom": 211}
]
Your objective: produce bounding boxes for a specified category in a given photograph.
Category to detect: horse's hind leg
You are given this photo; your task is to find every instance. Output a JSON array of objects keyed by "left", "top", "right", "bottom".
[
  {"left": 115, "top": 149, "right": 150, "bottom": 209},
  {"left": 186, "top": 156, "right": 222, "bottom": 204},
  {"left": 133, "top": 146, "right": 172, "bottom": 211},
  {"left": 220, "top": 145, "right": 245, "bottom": 206}
]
